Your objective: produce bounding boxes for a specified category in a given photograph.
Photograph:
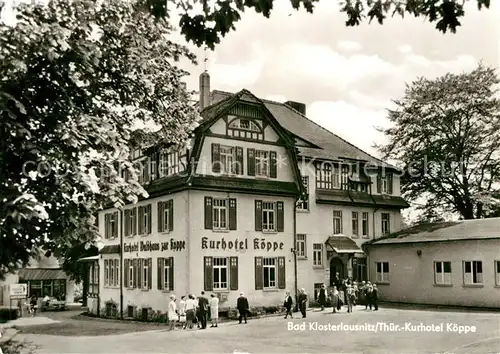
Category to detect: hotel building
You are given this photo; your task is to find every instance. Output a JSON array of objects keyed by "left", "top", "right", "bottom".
[{"left": 90, "top": 72, "right": 409, "bottom": 317}]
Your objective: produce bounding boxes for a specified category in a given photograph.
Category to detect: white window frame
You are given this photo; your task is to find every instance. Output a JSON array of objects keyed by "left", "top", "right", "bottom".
[
  {"left": 128, "top": 261, "right": 133, "bottom": 288},
  {"left": 159, "top": 150, "right": 180, "bottom": 178},
  {"left": 162, "top": 259, "right": 171, "bottom": 290},
  {"left": 463, "top": 261, "right": 483, "bottom": 285},
  {"left": 263, "top": 257, "right": 277, "bottom": 289},
  {"left": 262, "top": 202, "right": 276, "bottom": 232},
  {"left": 362, "top": 212, "right": 369, "bottom": 238},
  {"left": 381, "top": 175, "right": 388, "bottom": 194},
  {"left": 332, "top": 166, "right": 340, "bottom": 189},
  {"left": 142, "top": 260, "right": 149, "bottom": 290},
  {"left": 163, "top": 204, "right": 170, "bottom": 232},
  {"left": 107, "top": 213, "right": 118, "bottom": 239},
  {"left": 220, "top": 145, "right": 235, "bottom": 174},
  {"left": 213, "top": 257, "right": 229, "bottom": 290},
  {"left": 213, "top": 198, "right": 228, "bottom": 230},
  {"left": 296, "top": 234, "right": 306, "bottom": 258},
  {"left": 104, "top": 260, "right": 110, "bottom": 287},
  {"left": 376, "top": 262, "right": 390, "bottom": 283},
  {"left": 139, "top": 206, "right": 150, "bottom": 235},
  {"left": 352, "top": 211, "right": 359, "bottom": 237},
  {"left": 381, "top": 213, "right": 390, "bottom": 235},
  {"left": 313, "top": 243, "right": 323, "bottom": 266},
  {"left": 255, "top": 150, "right": 269, "bottom": 177},
  {"left": 333, "top": 210, "right": 342, "bottom": 235},
  {"left": 495, "top": 260, "right": 500, "bottom": 286},
  {"left": 434, "top": 261, "right": 452, "bottom": 285}
]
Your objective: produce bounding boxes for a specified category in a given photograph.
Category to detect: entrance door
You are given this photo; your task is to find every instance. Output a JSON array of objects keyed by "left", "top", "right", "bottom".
[{"left": 329, "top": 257, "right": 344, "bottom": 286}]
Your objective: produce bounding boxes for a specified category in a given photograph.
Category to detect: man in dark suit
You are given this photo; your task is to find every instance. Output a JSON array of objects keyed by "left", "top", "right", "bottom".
[
  {"left": 318, "top": 284, "right": 327, "bottom": 311},
  {"left": 298, "top": 288, "right": 308, "bottom": 318},
  {"left": 237, "top": 292, "right": 249, "bottom": 324},
  {"left": 197, "top": 291, "right": 209, "bottom": 329}
]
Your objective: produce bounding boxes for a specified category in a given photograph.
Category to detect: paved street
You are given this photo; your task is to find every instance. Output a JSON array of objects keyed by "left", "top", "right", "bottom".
[{"left": 16, "top": 306, "right": 500, "bottom": 353}]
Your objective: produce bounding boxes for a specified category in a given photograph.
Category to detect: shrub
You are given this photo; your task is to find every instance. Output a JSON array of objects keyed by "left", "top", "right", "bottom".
[
  {"left": 0, "top": 308, "right": 18, "bottom": 323},
  {"left": 0, "top": 339, "right": 38, "bottom": 354}
]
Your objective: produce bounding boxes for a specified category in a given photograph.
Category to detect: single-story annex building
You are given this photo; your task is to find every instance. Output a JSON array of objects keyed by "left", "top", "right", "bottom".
[{"left": 363, "top": 217, "right": 500, "bottom": 308}]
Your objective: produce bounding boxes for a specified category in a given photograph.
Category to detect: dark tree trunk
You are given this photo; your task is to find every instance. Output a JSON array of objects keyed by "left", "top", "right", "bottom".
[
  {"left": 82, "top": 266, "right": 89, "bottom": 307},
  {"left": 476, "top": 202, "right": 484, "bottom": 219}
]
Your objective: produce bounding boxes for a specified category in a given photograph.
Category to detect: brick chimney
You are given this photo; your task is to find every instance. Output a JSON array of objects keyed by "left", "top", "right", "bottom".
[
  {"left": 199, "top": 71, "right": 210, "bottom": 110},
  {"left": 284, "top": 100, "right": 306, "bottom": 115}
]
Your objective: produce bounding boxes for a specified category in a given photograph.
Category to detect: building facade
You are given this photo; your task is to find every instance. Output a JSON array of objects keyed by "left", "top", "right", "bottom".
[
  {"left": 364, "top": 218, "right": 500, "bottom": 308},
  {"left": 94, "top": 72, "right": 408, "bottom": 317}
]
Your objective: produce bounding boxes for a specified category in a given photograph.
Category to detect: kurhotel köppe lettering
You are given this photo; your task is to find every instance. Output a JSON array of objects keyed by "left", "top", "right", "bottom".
[{"left": 201, "top": 237, "right": 285, "bottom": 251}]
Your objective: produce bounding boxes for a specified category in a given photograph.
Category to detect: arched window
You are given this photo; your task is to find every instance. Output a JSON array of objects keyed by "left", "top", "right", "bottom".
[{"left": 227, "top": 116, "right": 264, "bottom": 140}]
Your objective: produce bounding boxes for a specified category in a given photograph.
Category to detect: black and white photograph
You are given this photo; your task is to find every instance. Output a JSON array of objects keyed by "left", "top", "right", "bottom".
[{"left": 0, "top": 0, "right": 499, "bottom": 353}]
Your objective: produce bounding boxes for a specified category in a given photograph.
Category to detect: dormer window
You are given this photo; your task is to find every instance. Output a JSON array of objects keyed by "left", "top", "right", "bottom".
[{"left": 227, "top": 116, "right": 264, "bottom": 140}]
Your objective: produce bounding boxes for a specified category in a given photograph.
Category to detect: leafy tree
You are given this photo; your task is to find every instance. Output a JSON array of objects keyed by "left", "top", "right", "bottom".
[
  {"left": 377, "top": 64, "right": 500, "bottom": 220},
  {"left": 137, "top": 0, "right": 492, "bottom": 49},
  {"left": 60, "top": 243, "right": 98, "bottom": 284},
  {"left": 0, "top": 0, "right": 199, "bottom": 279}
]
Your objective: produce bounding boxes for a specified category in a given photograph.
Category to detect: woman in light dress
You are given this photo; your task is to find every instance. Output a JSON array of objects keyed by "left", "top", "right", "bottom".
[
  {"left": 330, "top": 286, "right": 340, "bottom": 313},
  {"left": 184, "top": 294, "right": 196, "bottom": 329},
  {"left": 210, "top": 293, "right": 219, "bottom": 328},
  {"left": 168, "top": 295, "right": 177, "bottom": 330},
  {"left": 179, "top": 296, "right": 187, "bottom": 329}
]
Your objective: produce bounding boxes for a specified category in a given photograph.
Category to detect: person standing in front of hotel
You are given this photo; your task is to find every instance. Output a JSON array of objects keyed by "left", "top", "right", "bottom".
[
  {"left": 330, "top": 286, "right": 340, "bottom": 313},
  {"left": 179, "top": 296, "right": 187, "bottom": 329},
  {"left": 372, "top": 284, "right": 379, "bottom": 311},
  {"left": 209, "top": 294, "right": 219, "bottom": 328},
  {"left": 298, "top": 288, "right": 308, "bottom": 318},
  {"left": 185, "top": 295, "right": 196, "bottom": 329},
  {"left": 284, "top": 291, "right": 293, "bottom": 319},
  {"left": 198, "top": 291, "right": 209, "bottom": 329},
  {"left": 168, "top": 295, "right": 177, "bottom": 330},
  {"left": 318, "top": 284, "right": 327, "bottom": 311},
  {"left": 237, "top": 292, "right": 249, "bottom": 324}
]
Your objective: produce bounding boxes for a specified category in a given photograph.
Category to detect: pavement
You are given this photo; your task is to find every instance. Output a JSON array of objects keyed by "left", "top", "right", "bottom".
[{"left": 9, "top": 305, "right": 500, "bottom": 354}]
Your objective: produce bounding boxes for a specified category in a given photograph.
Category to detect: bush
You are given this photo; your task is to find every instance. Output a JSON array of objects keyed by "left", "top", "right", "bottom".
[
  {"left": 0, "top": 308, "right": 19, "bottom": 323},
  {"left": 0, "top": 339, "right": 38, "bottom": 354}
]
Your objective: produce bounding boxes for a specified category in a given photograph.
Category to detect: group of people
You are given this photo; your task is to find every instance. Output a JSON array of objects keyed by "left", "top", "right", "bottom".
[
  {"left": 317, "top": 273, "right": 379, "bottom": 313},
  {"left": 167, "top": 291, "right": 251, "bottom": 330}
]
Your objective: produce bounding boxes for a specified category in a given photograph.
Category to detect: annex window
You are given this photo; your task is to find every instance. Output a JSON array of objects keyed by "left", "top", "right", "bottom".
[
  {"left": 333, "top": 210, "right": 342, "bottom": 235},
  {"left": 434, "top": 261, "right": 452, "bottom": 285},
  {"left": 352, "top": 211, "right": 359, "bottom": 237},
  {"left": 463, "top": 261, "right": 483, "bottom": 285},
  {"left": 123, "top": 208, "right": 137, "bottom": 237},
  {"left": 362, "top": 212, "right": 369, "bottom": 238},
  {"left": 297, "top": 176, "right": 309, "bottom": 211},
  {"left": 313, "top": 244, "right": 323, "bottom": 266},
  {"left": 376, "top": 262, "right": 390, "bottom": 283},
  {"left": 263, "top": 257, "right": 277, "bottom": 289},
  {"left": 377, "top": 172, "right": 393, "bottom": 194},
  {"left": 296, "top": 234, "right": 306, "bottom": 258},
  {"left": 262, "top": 202, "right": 276, "bottom": 232},
  {"left": 381, "top": 213, "right": 390, "bottom": 235}
]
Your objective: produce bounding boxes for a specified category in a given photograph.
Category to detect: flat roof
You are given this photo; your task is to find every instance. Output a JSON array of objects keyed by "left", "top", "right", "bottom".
[{"left": 365, "top": 217, "right": 500, "bottom": 246}]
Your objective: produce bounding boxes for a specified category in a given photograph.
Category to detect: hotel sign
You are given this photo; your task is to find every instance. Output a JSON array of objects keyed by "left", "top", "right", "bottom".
[
  {"left": 124, "top": 239, "right": 186, "bottom": 253},
  {"left": 201, "top": 237, "right": 284, "bottom": 252}
]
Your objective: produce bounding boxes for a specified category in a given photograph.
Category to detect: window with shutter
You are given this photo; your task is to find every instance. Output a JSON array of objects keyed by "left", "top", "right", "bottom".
[
  {"left": 269, "top": 151, "right": 277, "bottom": 178},
  {"left": 255, "top": 200, "right": 262, "bottom": 231},
  {"left": 113, "top": 212, "right": 118, "bottom": 237},
  {"left": 255, "top": 257, "right": 263, "bottom": 290},
  {"left": 247, "top": 148, "right": 255, "bottom": 176},
  {"left": 230, "top": 257, "right": 238, "bottom": 290},
  {"left": 104, "top": 214, "right": 109, "bottom": 239},
  {"left": 158, "top": 202, "right": 165, "bottom": 233},
  {"left": 212, "top": 143, "right": 221, "bottom": 173},
  {"left": 124, "top": 259, "right": 129, "bottom": 288},
  {"left": 278, "top": 257, "right": 286, "bottom": 289},
  {"left": 276, "top": 201, "right": 284, "bottom": 232},
  {"left": 157, "top": 258, "right": 164, "bottom": 290},
  {"left": 228, "top": 198, "right": 237, "bottom": 230},
  {"left": 204, "top": 256, "right": 213, "bottom": 291},
  {"left": 132, "top": 208, "right": 137, "bottom": 235},
  {"left": 147, "top": 204, "right": 152, "bottom": 234},
  {"left": 148, "top": 258, "right": 152, "bottom": 290},
  {"left": 204, "top": 197, "right": 213, "bottom": 229},
  {"left": 235, "top": 147, "right": 244, "bottom": 175},
  {"left": 387, "top": 174, "right": 393, "bottom": 194},
  {"left": 124, "top": 209, "right": 130, "bottom": 237},
  {"left": 168, "top": 200, "right": 174, "bottom": 232},
  {"left": 168, "top": 257, "right": 174, "bottom": 291}
]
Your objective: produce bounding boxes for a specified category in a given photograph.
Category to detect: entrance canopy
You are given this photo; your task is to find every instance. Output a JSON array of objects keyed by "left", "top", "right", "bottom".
[
  {"left": 18, "top": 268, "right": 67, "bottom": 281},
  {"left": 325, "top": 236, "right": 364, "bottom": 254}
]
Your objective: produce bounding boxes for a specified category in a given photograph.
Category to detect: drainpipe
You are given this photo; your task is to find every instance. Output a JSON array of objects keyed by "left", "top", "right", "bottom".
[
  {"left": 293, "top": 197, "right": 299, "bottom": 312},
  {"left": 97, "top": 259, "right": 100, "bottom": 316},
  {"left": 119, "top": 210, "right": 124, "bottom": 320}
]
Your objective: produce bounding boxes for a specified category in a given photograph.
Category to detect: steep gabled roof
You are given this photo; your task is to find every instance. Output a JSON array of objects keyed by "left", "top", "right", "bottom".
[
  {"left": 364, "top": 217, "right": 500, "bottom": 246},
  {"left": 208, "top": 90, "right": 394, "bottom": 169}
]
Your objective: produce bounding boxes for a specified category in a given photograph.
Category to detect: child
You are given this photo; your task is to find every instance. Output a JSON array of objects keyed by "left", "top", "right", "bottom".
[{"left": 346, "top": 285, "right": 356, "bottom": 313}]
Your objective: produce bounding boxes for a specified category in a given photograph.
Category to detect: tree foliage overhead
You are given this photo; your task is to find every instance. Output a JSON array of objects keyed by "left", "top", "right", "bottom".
[
  {"left": 138, "top": 0, "right": 491, "bottom": 49},
  {"left": 0, "top": 0, "right": 199, "bottom": 278},
  {"left": 377, "top": 64, "right": 500, "bottom": 220}
]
